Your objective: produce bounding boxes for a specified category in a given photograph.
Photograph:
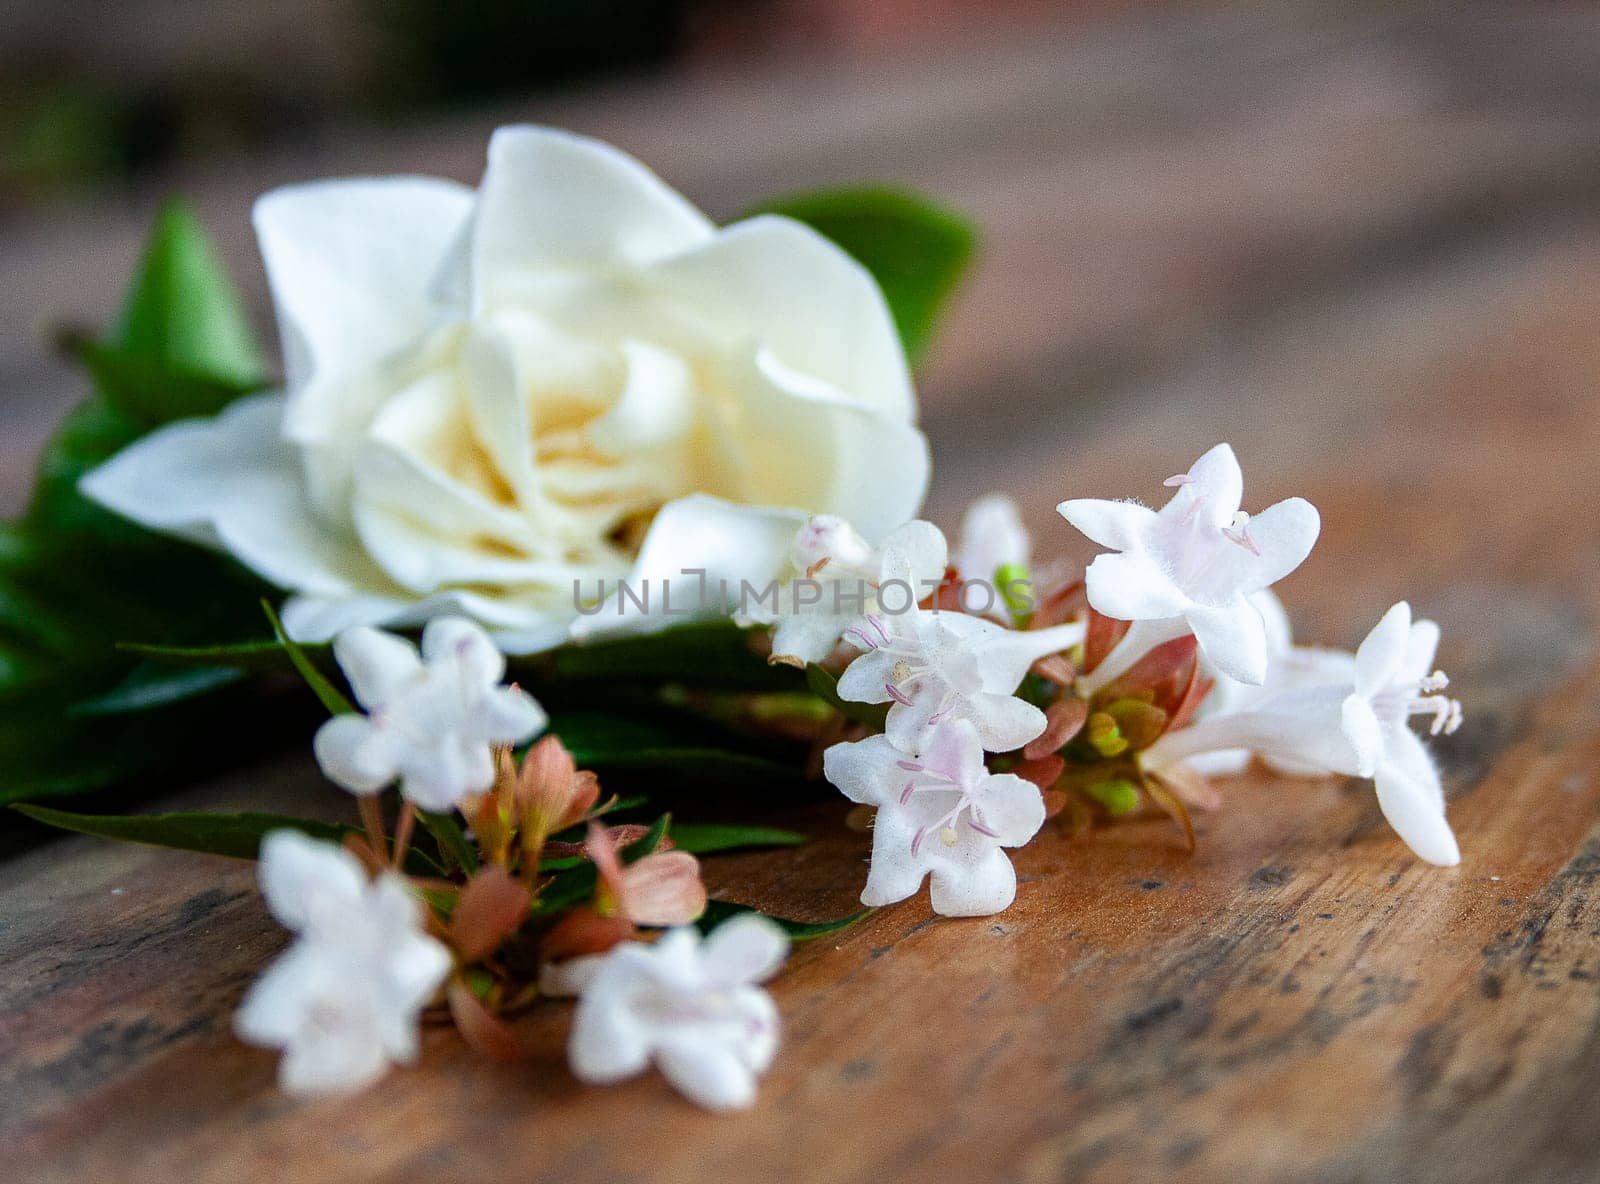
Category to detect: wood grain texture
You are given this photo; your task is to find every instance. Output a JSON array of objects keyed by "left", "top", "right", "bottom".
[{"left": 5, "top": 3, "right": 1600, "bottom": 1181}]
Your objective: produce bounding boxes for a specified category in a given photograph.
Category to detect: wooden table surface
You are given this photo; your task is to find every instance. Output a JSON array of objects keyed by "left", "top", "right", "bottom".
[{"left": 6, "top": 3, "right": 1600, "bottom": 1181}]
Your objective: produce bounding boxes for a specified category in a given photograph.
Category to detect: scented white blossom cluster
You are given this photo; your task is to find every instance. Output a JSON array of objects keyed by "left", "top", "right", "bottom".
[
  {"left": 244, "top": 615, "right": 789, "bottom": 1111},
  {"left": 794, "top": 442, "right": 1465, "bottom": 919}
]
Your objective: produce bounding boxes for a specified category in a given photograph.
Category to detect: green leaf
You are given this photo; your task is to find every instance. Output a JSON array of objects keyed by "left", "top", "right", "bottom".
[
  {"left": 71, "top": 662, "right": 248, "bottom": 716},
  {"left": 263, "top": 600, "right": 354, "bottom": 716},
  {"left": 667, "top": 822, "right": 808, "bottom": 855},
  {"left": 805, "top": 663, "right": 889, "bottom": 731},
  {"left": 417, "top": 808, "right": 479, "bottom": 875},
  {"left": 621, "top": 813, "right": 671, "bottom": 864},
  {"left": 531, "top": 862, "right": 598, "bottom": 915},
  {"left": 745, "top": 186, "right": 976, "bottom": 363},
  {"left": 541, "top": 622, "right": 801, "bottom": 692},
  {"left": 15, "top": 803, "right": 444, "bottom": 874},
  {"left": 119, "top": 637, "right": 324, "bottom": 673},
  {"left": 698, "top": 899, "right": 873, "bottom": 942},
  {"left": 111, "top": 198, "right": 264, "bottom": 388},
  {"left": 76, "top": 338, "right": 258, "bottom": 428},
  {"left": 13, "top": 804, "right": 349, "bottom": 861}
]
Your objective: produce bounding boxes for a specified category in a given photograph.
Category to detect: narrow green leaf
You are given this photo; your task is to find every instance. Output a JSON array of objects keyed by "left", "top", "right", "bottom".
[
  {"left": 543, "top": 622, "right": 802, "bottom": 692},
  {"left": 417, "top": 808, "right": 479, "bottom": 874},
  {"left": 698, "top": 899, "right": 873, "bottom": 942},
  {"left": 71, "top": 662, "right": 247, "bottom": 716},
  {"left": 744, "top": 186, "right": 976, "bottom": 363},
  {"left": 12, "top": 804, "right": 444, "bottom": 874},
  {"left": 667, "top": 822, "right": 808, "bottom": 855},
  {"left": 112, "top": 198, "right": 264, "bottom": 387},
  {"left": 263, "top": 600, "right": 353, "bottom": 715},
  {"left": 14, "top": 803, "right": 346, "bottom": 860},
  {"left": 118, "top": 637, "right": 320, "bottom": 673},
  {"left": 621, "top": 814, "right": 671, "bottom": 865},
  {"left": 531, "top": 863, "right": 598, "bottom": 915}
]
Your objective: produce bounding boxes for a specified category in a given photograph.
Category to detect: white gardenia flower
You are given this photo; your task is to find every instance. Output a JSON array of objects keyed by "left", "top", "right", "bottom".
[
  {"left": 235, "top": 831, "right": 452, "bottom": 1096},
  {"left": 1142, "top": 602, "right": 1463, "bottom": 865},
  {"left": 835, "top": 601, "right": 1085, "bottom": 752},
  {"left": 313, "top": 616, "right": 546, "bottom": 811},
  {"left": 823, "top": 718, "right": 1046, "bottom": 915},
  {"left": 82, "top": 126, "right": 929, "bottom": 652},
  {"left": 1059, "top": 443, "right": 1320, "bottom": 689},
  {"left": 745, "top": 515, "right": 948, "bottom": 665},
  {"left": 568, "top": 916, "right": 788, "bottom": 1111}
]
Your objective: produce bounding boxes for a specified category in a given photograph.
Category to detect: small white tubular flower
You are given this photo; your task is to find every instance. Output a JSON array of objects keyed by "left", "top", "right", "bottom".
[
  {"left": 1059, "top": 443, "right": 1320, "bottom": 689},
  {"left": 956, "top": 493, "right": 1030, "bottom": 583},
  {"left": 568, "top": 916, "right": 788, "bottom": 1111},
  {"left": 313, "top": 616, "right": 546, "bottom": 812},
  {"left": 823, "top": 718, "right": 1045, "bottom": 915},
  {"left": 1142, "top": 602, "right": 1463, "bottom": 866},
  {"left": 235, "top": 831, "right": 452, "bottom": 1096},
  {"left": 747, "top": 516, "right": 948, "bottom": 665},
  {"left": 835, "top": 603, "right": 1085, "bottom": 753}
]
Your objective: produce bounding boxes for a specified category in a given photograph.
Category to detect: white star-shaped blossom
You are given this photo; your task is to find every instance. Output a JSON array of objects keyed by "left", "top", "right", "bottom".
[
  {"left": 823, "top": 718, "right": 1047, "bottom": 916},
  {"left": 567, "top": 915, "right": 788, "bottom": 1111},
  {"left": 744, "top": 515, "right": 948, "bottom": 665},
  {"left": 835, "top": 600, "right": 1084, "bottom": 753},
  {"left": 1141, "top": 601, "right": 1463, "bottom": 865},
  {"left": 234, "top": 831, "right": 452, "bottom": 1096},
  {"left": 1059, "top": 443, "right": 1320, "bottom": 689},
  {"left": 313, "top": 616, "right": 546, "bottom": 812}
]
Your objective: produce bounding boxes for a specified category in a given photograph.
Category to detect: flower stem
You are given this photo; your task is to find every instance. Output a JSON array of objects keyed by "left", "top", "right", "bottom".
[
  {"left": 359, "top": 795, "right": 389, "bottom": 862},
  {"left": 392, "top": 802, "right": 417, "bottom": 871}
]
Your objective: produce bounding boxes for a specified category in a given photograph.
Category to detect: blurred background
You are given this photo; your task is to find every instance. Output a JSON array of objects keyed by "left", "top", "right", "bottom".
[{"left": 4, "top": 0, "right": 1600, "bottom": 524}]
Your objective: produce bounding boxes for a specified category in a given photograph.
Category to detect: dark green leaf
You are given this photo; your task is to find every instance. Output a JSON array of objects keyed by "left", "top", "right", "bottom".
[
  {"left": 263, "top": 600, "right": 353, "bottom": 715},
  {"left": 77, "top": 338, "right": 258, "bottom": 428},
  {"left": 12, "top": 804, "right": 444, "bottom": 874},
  {"left": 745, "top": 186, "right": 976, "bottom": 363},
  {"left": 531, "top": 862, "right": 598, "bottom": 915},
  {"left": 698, "top": 899, "right": 873, "bottom": 942},
  {"left": 668, "top": 821, "right": 807, "bottom": 855},
  {"left": 621, "top": 813, "right": 671, "bottom": 865},
  {"left": 71, "top": 662, "right": 248, "bottom": 716},
  {"left": 119, "top": 637, "right": 322, "bottom": 673},
  {"left": 417, "top": 808, "right": 479, "bottom": 874},
  {"left": 541, "top": 622, "right": 801, "bottom": 692},
  {"left": 111, "top": 198, "right": 264, "bottom": 388}
]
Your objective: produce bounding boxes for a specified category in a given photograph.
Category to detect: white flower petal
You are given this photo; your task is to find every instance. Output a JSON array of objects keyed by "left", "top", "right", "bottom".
[
  {"left": 834, "top": 649, "right": 899, "bottom": 706},
  {"left": 880, "top": 520, "right": 950, "bottom": 586},
  {"left": 861, "top": 809, "right": 933, "bottom": 907},
  {"left": 1404, "top": 618, "right": 1443, "bottom": 684},
  {"left": 312, "top": 713, "right": 398, "bottom": 796},
  {"left": 1164, "top": 443, "right": 1243, "bottom": 525},
  {"left": 820, "top": 734, "right": 900, "bottom": 806},
  {"left": 568, "top": 495, "right": 805, "bottom": 640},
  {"left": 965, "top": 692, "right": 1048, "bottom": 753},
  {"left": 650, "top": 215, "right": 914, "bottom": 421},
  {"left": 1233, "top": 497, "right": 1321, "bottom": 592},
  {"left": 332, "top": 625, "right": 422, "bottom": 708},
  {"left": 473, "top": 126, "right": 713, "bottom": 306},
  {"left": 1186, "top": 599, "right": 1270, "bottom": 686},
  {"left": 1057, "top": 498, "right": 1159, "bottom": 553},
  {"left": 420, "top": 616, "right": 505, "bottom": 684},
  {"left": 1083, "top": 551, "right": 1190, "bottom": 621},
  {"left": 700, "top": 914, "right": 789, "bottom": 986},
  {"left": 958, "top": 494, "right": 1029, "bottom": 582},
  {"left": 971, "top": 772, "right": 1047, "bottom": 848},
  {"left": 254, "top": 177, "right": 472, "bottom": 463},
  {"left": 655, "top": 1038, "right": 760, "bottom": 1111},
  {"left": 928, "top": 847, "right": 1018, "bottom": 917},
  {"left": 79, "top": 394, "right": 381, "bottom": 598},
  {"left": 768, "top": 613, "right": 852, "bottom": 664},
  {"left": 1340, "top": 693, "right": 1386, "bottom": 778},
  {"left": 1374, "top": 728, "right": 1459, "bottom": 865},
  {"left": 257, "top": 831, "right": 367, "bottom": 933}
]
